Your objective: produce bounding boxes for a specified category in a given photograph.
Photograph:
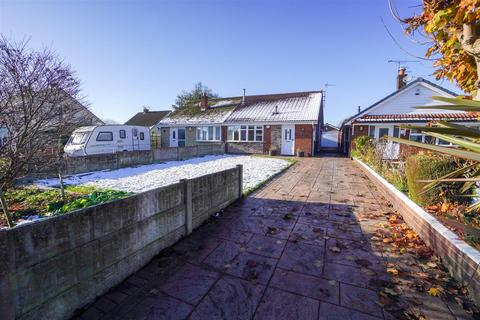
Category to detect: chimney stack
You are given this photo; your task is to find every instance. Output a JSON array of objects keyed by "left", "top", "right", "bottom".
[
  {"left": 397, "top": 67, "right": 407, "bottom": 90},
  {"left": 357, "top": 106, "right": 361, "bottom": 113},
  {"left": 242, "top": 88, "right": 246, "bottom": 105},
  {"left": 143, "top": 106, "right": 149, "bottom": 113},
  {"left": 200, "top": 92, "right": 208, "bottom": 111}
]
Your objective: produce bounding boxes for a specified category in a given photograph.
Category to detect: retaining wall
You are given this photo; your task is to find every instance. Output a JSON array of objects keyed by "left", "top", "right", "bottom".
[
  {"left": 354, "top": 158, "right": 480, "bottom": 304},
  {"left": 0, "top": 166, "right": 242, "bottom": 320}
]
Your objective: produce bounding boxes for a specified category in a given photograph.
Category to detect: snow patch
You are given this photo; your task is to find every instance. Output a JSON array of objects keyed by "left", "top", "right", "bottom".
[{"left": 35, "top": 155, "right": 290, "bottom": 193}]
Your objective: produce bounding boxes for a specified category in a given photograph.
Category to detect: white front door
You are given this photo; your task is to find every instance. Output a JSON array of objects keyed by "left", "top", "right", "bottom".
[
  {"left": 170, "top": 128, "right": 178, "bottom": 147},
  {"left": 281, "top": 125, "right": 295, "bottom": 155}
]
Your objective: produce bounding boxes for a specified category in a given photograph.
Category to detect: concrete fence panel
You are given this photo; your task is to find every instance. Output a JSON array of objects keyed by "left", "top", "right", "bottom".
[{"left": 0, "top": 166, "right": 242, "bottom": 320}]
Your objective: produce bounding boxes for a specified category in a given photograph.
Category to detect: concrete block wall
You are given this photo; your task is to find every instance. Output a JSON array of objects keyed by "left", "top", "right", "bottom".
[{"left": 0, "top": 166, "right": 242, "bottom": 320}]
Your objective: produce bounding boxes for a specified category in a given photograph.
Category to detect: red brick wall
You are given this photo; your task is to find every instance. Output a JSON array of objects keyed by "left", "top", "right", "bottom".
[
  {"left": 295, "top": 124, "right": 314, "bottom": 157},
  {"left": 221, "top": 126, "right": 227, "bottom": 143},
  {"left": 263, "top": 125, "right": 271, "bottom": 153},
  {"left": 350, "top": 125, "right": 369, "bottom": 152}
]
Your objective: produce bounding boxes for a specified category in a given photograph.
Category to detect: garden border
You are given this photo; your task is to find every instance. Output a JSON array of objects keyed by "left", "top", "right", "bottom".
[{"left": 354, "top": 157, "right": 480, "bottom": 303}]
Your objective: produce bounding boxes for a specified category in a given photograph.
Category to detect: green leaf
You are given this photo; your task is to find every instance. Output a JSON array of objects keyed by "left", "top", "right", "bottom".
[
  {"left": 386, "top": 136, "right": 480, "bottom": 162},
  {"left": 414, "top": 105, "right": 480, "bottom": 112},
  {"left": 423, "top": 132, "right": 480, "bottom": 152},
  {"left": 432, "top": 96, "right": 480, "bottom": 107},
  {"left": 402, "top": 125, "right": 480, "bottom": 138}
]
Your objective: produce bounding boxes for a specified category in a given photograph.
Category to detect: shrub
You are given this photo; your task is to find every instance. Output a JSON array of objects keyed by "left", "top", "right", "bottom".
[{"left": 406, "top": 154, "right": 468, "bottom": 206}]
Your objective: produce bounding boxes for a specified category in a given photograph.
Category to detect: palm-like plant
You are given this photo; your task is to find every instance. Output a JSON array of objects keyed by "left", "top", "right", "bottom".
[{"left": 387, "top": 96, "right": 480, "bottom": 211}]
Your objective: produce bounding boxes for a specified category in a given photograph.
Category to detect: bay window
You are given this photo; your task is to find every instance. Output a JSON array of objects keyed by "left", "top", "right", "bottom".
[
  {"left": 196, "top": 126, "right": 221, "bottom": 141},
  {"left": 227, "top": 125, "right": 263, "bottom": 142}
]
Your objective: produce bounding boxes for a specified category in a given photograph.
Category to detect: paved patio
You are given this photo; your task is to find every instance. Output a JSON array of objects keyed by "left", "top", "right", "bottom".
[{"left": 75, "top": 157, "right": 475, "bottom": 320}]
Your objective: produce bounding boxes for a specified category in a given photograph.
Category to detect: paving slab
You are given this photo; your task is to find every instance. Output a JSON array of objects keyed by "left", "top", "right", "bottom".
[{"left": 75, "top": 157, "right": 476, "bottom": 320}]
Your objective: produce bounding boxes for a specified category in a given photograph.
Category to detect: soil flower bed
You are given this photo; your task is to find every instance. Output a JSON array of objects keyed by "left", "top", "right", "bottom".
[{"left": 1, "top": 186, "right": 130, "bottom": 228}]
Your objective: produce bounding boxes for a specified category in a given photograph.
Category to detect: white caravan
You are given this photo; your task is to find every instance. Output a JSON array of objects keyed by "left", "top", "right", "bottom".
[{"left": 64, "top": 125, "right": 151, "bottom": 157}]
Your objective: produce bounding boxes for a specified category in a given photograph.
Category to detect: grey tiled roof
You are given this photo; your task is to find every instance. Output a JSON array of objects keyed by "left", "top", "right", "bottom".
[
  {"left": 158, "top": 91, "right": 323, "bottom": 126},
  {"left": 226, "top": 92, "right": 322, "bottom": 123}
]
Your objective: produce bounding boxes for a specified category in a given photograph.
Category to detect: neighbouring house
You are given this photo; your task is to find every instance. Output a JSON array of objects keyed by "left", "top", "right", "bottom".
[
  {"left": 157, "top": 90, "right": 324, "bottom": 156},
  {"left": 320, "top": 123, "right": 339, "bottom": 151},
  {"left": 339, "top": 68, "right": 475, "bottom": 159},
  {"left": 125, "top": 107, "right": 170, "bottom": 131},
  {"left": 125, "top": 107, "right": 170, "bottom": 148},
  {"left": 0, "top": 91, "right": 104, "bottom": 153}
]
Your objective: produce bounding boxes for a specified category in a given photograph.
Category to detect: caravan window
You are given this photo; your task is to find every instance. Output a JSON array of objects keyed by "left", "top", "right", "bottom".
[
  {"left": 140, "top": 132, "right": 145, "bottom": 140},
  {"left": 96, "top": 131, "right": 113, "bottom": 141},
  {"left": 119, "top": 130, "right": 126, "bottom": 139},
  {"left": 70, "top": 132, "right": 90, "bottom": 145}
]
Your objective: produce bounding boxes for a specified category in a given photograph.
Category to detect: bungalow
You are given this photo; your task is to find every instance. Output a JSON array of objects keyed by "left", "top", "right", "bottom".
[
  {"left": 125, "top": 107, "right": 170, "bottom": 132},
  {"left": 157, "top": 90, "right": 324, "bottom": 156},
  {"left": 340, "top": 68, "right": 477, "bottom": 158}
]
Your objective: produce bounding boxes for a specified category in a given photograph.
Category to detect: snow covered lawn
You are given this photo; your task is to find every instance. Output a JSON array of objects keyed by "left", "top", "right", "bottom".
[{"left": 36, "top": 155, "right": 291, "bottom": 193}]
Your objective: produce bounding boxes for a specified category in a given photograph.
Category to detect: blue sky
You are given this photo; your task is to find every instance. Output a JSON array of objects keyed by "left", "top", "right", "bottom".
[{"left": 0, "top": 0, "right": 460, "bottom": 125}]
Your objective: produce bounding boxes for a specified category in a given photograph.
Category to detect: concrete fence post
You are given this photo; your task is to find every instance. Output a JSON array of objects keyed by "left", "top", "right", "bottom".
[
  {"left": 236, "top": 164, "right": 243, "bottom": 198},
  {"left": 181, "top": 179, "right": 193, "bottom": 235}
]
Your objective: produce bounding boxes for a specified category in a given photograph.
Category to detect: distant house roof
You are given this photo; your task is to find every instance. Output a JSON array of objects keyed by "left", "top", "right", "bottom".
[
  {"left": 125, "top": 110, "right": 170, "bottom": 127},
  {"left": 343, "top": 78, "right": 459, "bottom": 127},
  {"left": 158, "top": 90, "right": 323, "bottom": 126},
  {"left": 158, "top": 104, "right": 236, "bottom": 126},
  {"left": 353, "top": 113, "right": 478, "bottom": 123}
]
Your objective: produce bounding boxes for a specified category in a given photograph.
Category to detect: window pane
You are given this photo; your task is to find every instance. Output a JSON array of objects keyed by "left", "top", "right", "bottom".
[
  {"left": 424, "top": 135, "right": 434, "bottom": 144},
  {"left": 409, "top": 135, "right": 423, "bottom": 142},
  {"left": 393, "top": 126, "right": 400, "bottom": 138},
  {"left": 178, "top": 129, "right": 185, "bottom": 139},
  {"left": 140, "top": 132, "right": 145, "bottom": 140},
  {"left": 228, "top": 127, "right": 233, "bottom": 140},
  {"left": 368, "top": 126, "right": 375, "bottom": 138},
  {"left": 215, "top": 127, "right": 221, "bottom": 140},
  {"left": 96, "top": 132, "right": 113, "bottom": 141},
  {"left": 208, "top": 127, "right": 214, "bottom": 141},
  {"left": 248, "top": 126, "right": 255, "bottom": 141},
  {"left": 197, "top": 128, "right": 201, "bottom": 140},
  {"left": 120, "top": 130, "right": 126, "bottom": 139},
  {"left": 240, "top": 129, "right": 247, "bottom": 141},
  {"left": 255, "top": 126, "right": 263, "bottom": 141},
  {"left": 378, "top": 128, "right": 389, "bottom": 139}
]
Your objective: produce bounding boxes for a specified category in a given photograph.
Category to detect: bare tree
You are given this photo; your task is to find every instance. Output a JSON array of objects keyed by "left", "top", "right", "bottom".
[{"left": 0, "top": 36, "right": 82, "bottom": 226}]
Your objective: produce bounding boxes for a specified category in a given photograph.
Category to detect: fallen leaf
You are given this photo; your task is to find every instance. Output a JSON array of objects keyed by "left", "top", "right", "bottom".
[
  {"left": 428, "top": 287, "right": 442, "bottom": 297},
  {"left": 387, "top": 268, "right": 399, "bottom": 276}
]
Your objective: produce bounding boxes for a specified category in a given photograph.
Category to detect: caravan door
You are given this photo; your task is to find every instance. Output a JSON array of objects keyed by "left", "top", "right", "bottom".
[{"left": 132, "top": 128, "right": 140, "bottom": 151}]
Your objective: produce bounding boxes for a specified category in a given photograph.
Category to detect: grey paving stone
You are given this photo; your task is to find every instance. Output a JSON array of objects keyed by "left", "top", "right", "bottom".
[
  {"left": 190, "top": 276, "right": 264, "bottom": 320},
  {"left": 277, "top": 241, "right": 324, "bottom": 277},
  {"left": 270, "top": 268, "right": 339, "bottom": 304},
  {"left": 159, "top": 263, "right": 219, "bottom": 305},
  {"left": 203, "top": 240, "right": 242, "bottom": 270},
  {"left": 289, "top": 222, "right": 326, "bottom": 246},
  {"left": 318, "top": 302, "right": 382, "bottom": 320},
  {"left": 340, "top": 283, "right": 383, "bottom": 318},
  {"left": 246, "top": 234, "right": 286, "bottom": 258},
  {"left": 226, "top": 252, "right": 277, "bottom": 285},
  {"left": 254, "top": 287, "right": 319, "bottom": 320}
]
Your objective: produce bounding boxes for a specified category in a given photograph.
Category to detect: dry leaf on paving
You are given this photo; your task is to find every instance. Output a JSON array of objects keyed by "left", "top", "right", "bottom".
[{"left": 427, "top": 287, "right": 442, "bottom": 297}]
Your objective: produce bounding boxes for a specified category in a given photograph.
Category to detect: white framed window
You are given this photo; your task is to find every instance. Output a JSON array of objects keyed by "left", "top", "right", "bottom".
[
  {"left": 227, "top": 125, "right": 263, "bottom": 142},
  {"left": 409, "top": 129, "right": 425, "bottom": 143},
  {"left": 196, "top": 126, "right": 221, "bottom": 141}
]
